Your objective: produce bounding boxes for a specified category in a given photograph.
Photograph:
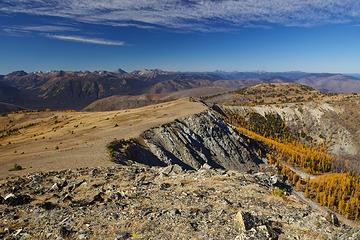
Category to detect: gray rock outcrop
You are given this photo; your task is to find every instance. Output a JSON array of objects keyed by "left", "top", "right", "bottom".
[{"left": 110, "top": 110, "right": 265, "bottom": 172}]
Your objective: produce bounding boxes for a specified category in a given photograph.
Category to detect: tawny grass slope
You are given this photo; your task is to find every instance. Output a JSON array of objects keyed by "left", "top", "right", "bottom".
[{"left": 0, "top": 98, "right": 207, "bottom": 178}]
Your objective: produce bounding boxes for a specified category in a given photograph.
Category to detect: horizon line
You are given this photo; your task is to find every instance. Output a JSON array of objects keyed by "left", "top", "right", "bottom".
[{"left": 1, "top": 68, "right": 359, "bottom": 76}]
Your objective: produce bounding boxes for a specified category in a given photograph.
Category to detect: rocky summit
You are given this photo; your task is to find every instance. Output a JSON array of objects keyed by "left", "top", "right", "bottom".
[{"left": 0, "top": 164, "right": 359, "bottom": 240}]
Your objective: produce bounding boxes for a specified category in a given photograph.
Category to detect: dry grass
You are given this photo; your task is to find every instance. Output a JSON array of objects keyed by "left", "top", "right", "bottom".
[{"left": 0, "top": 98, "right": 207, "bottom": 178}]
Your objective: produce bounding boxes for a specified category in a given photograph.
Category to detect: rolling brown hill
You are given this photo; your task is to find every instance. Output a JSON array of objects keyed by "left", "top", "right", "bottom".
[
  {"left": 204, "top": 83, "right": 328, "bottom": 106},
  {"left": 83, "top": 94, "right": 166, "bottom": 112},
  {"left": 1, "top": 71, "right": 148, "bottom": 110},
  {"left": 296, "top": 74, "right": 360, "bottom": 93},
  {"left": 1, "top": 69, "right": 360, "bottom": 113},
  {"left": 84, "top": 87, "right": 229, "bottom": 111}
]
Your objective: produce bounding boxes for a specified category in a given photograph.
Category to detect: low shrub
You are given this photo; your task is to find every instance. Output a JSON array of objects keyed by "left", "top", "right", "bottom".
[
  {"left": 9, "top": 164, "right": 23, "bottom": 171},
  {"left": 272, "top": 187, "right": 285, "bottom": 198}
]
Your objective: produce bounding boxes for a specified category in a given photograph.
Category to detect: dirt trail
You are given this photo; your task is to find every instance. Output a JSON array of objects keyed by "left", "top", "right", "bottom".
[
  {"left": 0, "top": 98, "right": 207, "bottom": 179},
  {"left": 284, "top": 164, "right": 359, "bottom": 227},
  {"left": 282, "top": 162, "right": 316, "bottom": 180}
]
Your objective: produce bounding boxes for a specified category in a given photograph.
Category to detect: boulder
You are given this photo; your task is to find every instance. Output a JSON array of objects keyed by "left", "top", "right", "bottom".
[
  {"left": 326, "top": 212, "right": 340, "bottom": 227},
  {"left": 234, "top": 211, "right": 255, "bottom": 231},
  {"left": 234, "top": 211, "right": 281, "bottom": 239},
  {"left": 270, "top": 175, "right": 284, "bottom": 186},
  {"left": 200, "top": 163, "right": 212, "bottom": 170},
  {"left": 114, "top": 232, "right": 131, "bottom": 240},
  {"left": 160, "top": 164, "right": 183, "bottom": 175},
  {"left": 38, "top": 201, "right": 57, "bottom": 210},
  {"left": 49, "top": 183, "right": 60, "bottom": 192},
  {"left": 59, "top": 226, "right": 72, "bottom": 238},
  {"left": 90, "top": 168, "right": 100, "bottom": 177},
  {"left": 4, "top": 193, "right": 31, "bottom": 206}
]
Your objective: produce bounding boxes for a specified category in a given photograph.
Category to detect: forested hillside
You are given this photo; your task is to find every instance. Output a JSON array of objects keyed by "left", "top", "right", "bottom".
[{"left": 224, "top": 111, "right": 360, "bottom": 221}]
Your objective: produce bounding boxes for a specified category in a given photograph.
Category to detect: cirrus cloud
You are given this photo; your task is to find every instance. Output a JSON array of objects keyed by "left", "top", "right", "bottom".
[
  {"left": 3, "top": 25, "right": 78, "bottom": 34},
  {"left": 46, "top": 34, "right": 125, "bottom": 46},
  {"left": 1, "top": 1, "right": 360, "bottom": 31}
]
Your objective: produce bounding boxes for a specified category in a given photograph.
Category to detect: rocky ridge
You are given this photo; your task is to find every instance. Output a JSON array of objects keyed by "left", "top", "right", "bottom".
[
  {"left": 1, "top": 164, "right": 358, "bottom": 240},
  {"left": 109, "top": 110, "right": 265, "bottom": 172}
]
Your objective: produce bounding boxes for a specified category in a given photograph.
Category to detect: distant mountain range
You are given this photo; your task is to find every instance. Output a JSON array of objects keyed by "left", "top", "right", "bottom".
[
  {"left": 0, "top": 69, "right": 359, "bottom": 112},
  {"left": 347, "top": 73, "right": 360, "bottom": 78}
]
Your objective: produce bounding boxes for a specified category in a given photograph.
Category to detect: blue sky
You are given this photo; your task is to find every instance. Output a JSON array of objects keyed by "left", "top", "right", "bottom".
[{"left": 1, "top": 0, "right": 360, "bottom": 74}]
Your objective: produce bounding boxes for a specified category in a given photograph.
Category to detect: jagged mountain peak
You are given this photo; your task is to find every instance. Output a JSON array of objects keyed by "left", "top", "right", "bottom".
[
  {"left": 131, "top": 68, "right": 170, "bottom": 76},
  {"left": 6, "top": 70, "right": 28, "bottom": 77}
]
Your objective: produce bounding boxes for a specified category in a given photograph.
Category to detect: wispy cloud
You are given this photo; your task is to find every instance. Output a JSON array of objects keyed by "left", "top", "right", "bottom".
[
  {"left": 46, "top": 34, "right": 125, "bottom": 46},
  {"left": 20, "top": 25, "right": 78, "bottom": 32},
  {"left": 2, "top": 25, "right": 78, "bottom": 34},
  {"left": 1, "top": 1, "right": 360, "bottom": 31},
  {"left": 110, "top": 22, "right": 157, "bottom": 30}
]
